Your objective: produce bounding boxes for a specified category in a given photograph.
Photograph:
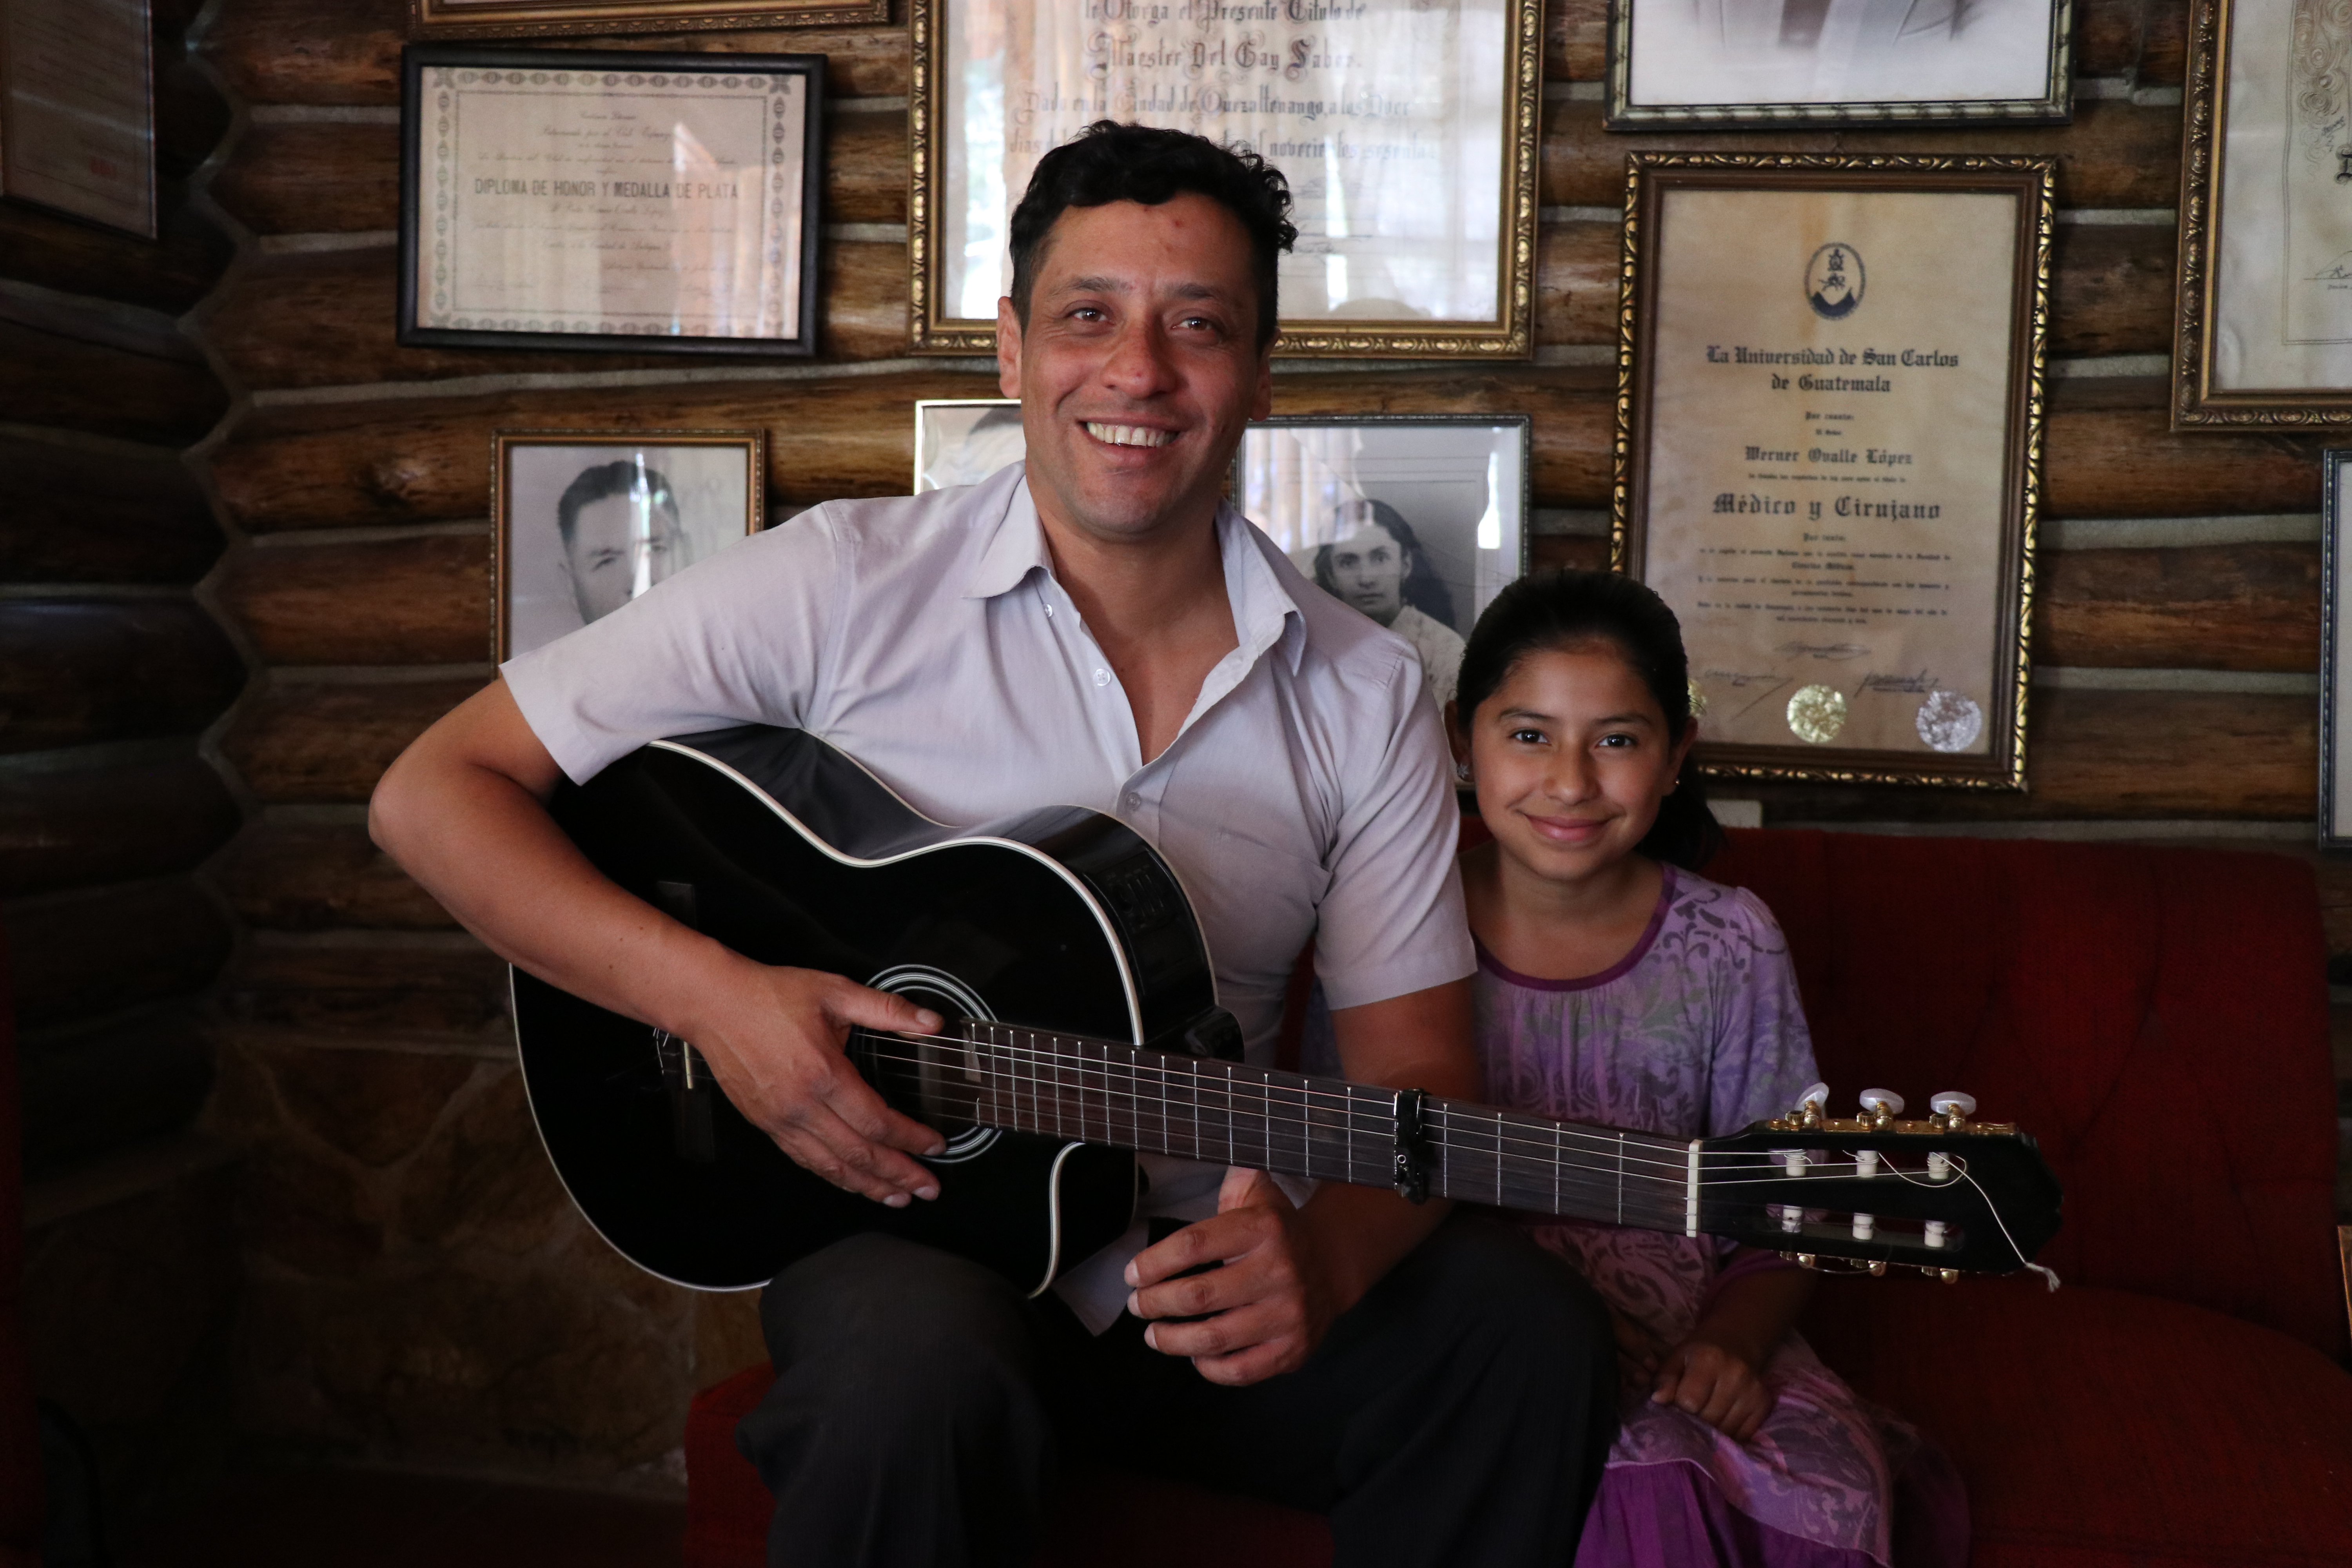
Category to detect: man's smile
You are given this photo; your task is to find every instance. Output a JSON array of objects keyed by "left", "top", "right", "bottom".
[{"left": 1082, "top": 421, "right": 1178, "bottom": 448}]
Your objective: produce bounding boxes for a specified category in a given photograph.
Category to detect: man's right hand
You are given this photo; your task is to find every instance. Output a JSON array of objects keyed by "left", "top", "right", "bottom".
[{"left": 681, "top": 959, "right": 949, "bottom": 1207}]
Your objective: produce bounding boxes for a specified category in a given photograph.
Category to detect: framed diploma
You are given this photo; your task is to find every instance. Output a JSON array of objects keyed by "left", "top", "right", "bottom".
[
  {"left": 0, "top": 0, "right": 156, "bottom": 238},
  {"left": 909, "top": 0, "right": 1543, "bottom": 359},
  {"left": 1236, "top": 416, "right": 1529, "bottom": 705},
  {"left": 410, "top": 0, "right": 886, "bottom": 38},
  {"left": 399, "top": 47, "right": 824, "bottom": 356},
  {"left": 2319, "top": 450, "right": 2352, "bottom": 846},
  {"left": 494, "top": 430, "right": 766, "bottom": 661},
  {"left": 2175, "top": 0, "right": 2352, "bottom": 426},
  {"left": 1615, "top": 155, "right": 2051, "bottom": 789},
  {"left": 1604, "top": 0, "right": 2072, "bottom": 128}
]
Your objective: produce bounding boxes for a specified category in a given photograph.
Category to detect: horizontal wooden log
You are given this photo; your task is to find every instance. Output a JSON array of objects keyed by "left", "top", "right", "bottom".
[
  {"left": 213, "top": 106, "right": 906, "bottom": 238},
  {"left": 0, "top": 200, "right": 234, "bottom": 316},
  {"left": 2, "top": 879, "right": 234, "bottom": 1028},
  {"left": 0, "top": 751, "right": 240, "bottom": 899},
  {"left": 2048, "top": 223, "right": 2174, "bottom": 359},
  {"left": 222, "top": 677, "right": 481, "bottom": 802},
  {"left": 204, "top": 239, "right": 913, "bottom": 390},
  {"left": 220, "top": 534, "right": 488, "bottom": 666},
  {"left": 198, "top": 0, "right": 909, "bottom": 107},
  {"left": 18, "top": 1008, "right": 214, "bottom": 1180},
  {"left": 2043, "top": 407, "right": 2326, "bottom": 519},
  {"left": 2141, "top": 0, "right": 2189, "bottom": 89},
  {"left": 0, "top": 600, "right": 245, "bottom": 755},
  {"left": 1540, "top": 99, "right": 2182, "bottom": 211},
  {"left": 2033, "top": 543, "right": 2319, "bottom": 673},
  {"left": 225, "top": 940, "right": 510, "bottom": 1040},
  {"left": 0, "top": 436, "right": 223, "bottom": 584},
  {"left": 0, "top": 314, "right": 227, "bottom": 447},
  {"left": 215, "top": 820, "right": 459, "bottom": 931},
  {"left": 1730, "top": 688, "right": 2315, "bottom": 823}
]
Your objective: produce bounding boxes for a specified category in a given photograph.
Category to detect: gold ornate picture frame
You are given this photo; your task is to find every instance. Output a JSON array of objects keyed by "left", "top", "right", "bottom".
[
  {"left": 2174, "top": 0, "right": 2352, "bottom": 426},
  {"left": 409, "top": 0, "right": 886, "bottom": 39},
  {"left": 1613, "top": 154, "right": 2050, "bottom": 790},
  {"left": 907, "top": 0, "right": 1543, "bottom": 359}
]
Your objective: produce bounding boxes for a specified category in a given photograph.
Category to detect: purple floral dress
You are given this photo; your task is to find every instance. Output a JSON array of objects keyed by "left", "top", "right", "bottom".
[{"left": 1474, "top": 864, "right": 1964, "bottom": 1568}]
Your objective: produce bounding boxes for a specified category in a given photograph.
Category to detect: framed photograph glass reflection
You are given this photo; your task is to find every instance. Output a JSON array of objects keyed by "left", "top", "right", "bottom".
[
  {"left": 494, "top": 430, "right": 767, "bottom": 661},
  {"left": 399, "top": 46, "right": 824, "bottom": 356},
  {"left": 914, "top": 399, "right": 1025, "bottom": 492},
  {"left": 1235, "top": 417, "right": 1530, "bottom": 705},
  {"left": 910, "top": 0, "right": 1543, "bottom": 358},
  {"left": 1614, "top": 154, "right": 2049, "bottom": 789},
  {"left": 1604, "top": 0, "right": 2072, "bottom": 127},
  {"left": 408, "top": 0, "right": 886, "bottom": 40}
]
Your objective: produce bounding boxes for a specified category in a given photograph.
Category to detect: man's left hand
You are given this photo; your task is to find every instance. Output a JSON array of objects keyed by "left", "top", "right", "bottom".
[{"left": 1124, "top": 1167, "right": 1342, "bottom": 1386}]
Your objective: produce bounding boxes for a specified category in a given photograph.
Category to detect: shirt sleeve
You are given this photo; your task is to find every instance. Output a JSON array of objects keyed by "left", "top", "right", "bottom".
[
  {"left": 1704, "top": 888, "right": 1821, "bottom": 1139},
  {"left": 501, "top": 507, "right": 848, "bottom": 784},
  {"left": 1310, "top": 652, "right": 1476, "bottom": 1013}
]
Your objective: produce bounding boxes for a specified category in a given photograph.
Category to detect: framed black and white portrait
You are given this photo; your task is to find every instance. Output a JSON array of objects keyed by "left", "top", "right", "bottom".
[
  {"left": 494, "top": 430, "right": 767, "bottom": 660},
  {"left": 1235, "top": 417, "right": 1530, "bottom": 706},
  {"left": 913, "top": 399, "right": 1024, "bottom": 493},
  {"left": 1605, "top": 0, "right": 2073, "bottom": 127}
]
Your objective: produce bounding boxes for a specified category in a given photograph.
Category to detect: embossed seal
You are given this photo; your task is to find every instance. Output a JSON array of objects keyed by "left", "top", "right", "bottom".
[
  {"left": 1786, "top": 684, "right": 1847, "bottom": 744},
  {"left": 1915, "top": 690, "right": 1983, "bottom": 753},
  {"left": 1806, "top": 243, "right": 1863, "bottom": 320}
]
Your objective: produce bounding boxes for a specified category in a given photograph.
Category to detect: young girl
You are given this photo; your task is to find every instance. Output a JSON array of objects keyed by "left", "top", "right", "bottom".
[{"left": 1448, "top": 570, "right": 1963, "bottom": 1568}]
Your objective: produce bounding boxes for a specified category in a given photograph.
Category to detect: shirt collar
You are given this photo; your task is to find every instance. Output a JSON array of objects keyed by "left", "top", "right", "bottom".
[{"left": 959, "top": 470, "right": 1309, "bottom": 675}]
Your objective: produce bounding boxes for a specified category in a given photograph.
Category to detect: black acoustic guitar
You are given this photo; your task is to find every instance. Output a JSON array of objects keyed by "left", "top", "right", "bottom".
[{"left": 515, "top": 726, "right": 2062, "bottom": 1294}]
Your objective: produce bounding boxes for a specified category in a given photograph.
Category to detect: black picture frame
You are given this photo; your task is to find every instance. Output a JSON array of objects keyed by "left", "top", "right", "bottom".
[{"left": 398, "top": 44, "right": 825, "bottom": 357}]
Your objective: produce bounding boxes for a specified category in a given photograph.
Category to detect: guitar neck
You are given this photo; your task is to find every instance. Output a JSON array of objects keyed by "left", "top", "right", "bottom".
[{"left": 863, "top": 1021, "right": 1695, "bottom": 1233}]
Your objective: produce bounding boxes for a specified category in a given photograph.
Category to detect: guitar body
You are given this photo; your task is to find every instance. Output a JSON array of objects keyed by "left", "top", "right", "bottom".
[{"left": 515, "top": 726, "right": 1242, "bottom": 1292}]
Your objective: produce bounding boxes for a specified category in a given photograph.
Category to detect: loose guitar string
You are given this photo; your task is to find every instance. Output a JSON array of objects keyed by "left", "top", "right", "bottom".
[{"left": 841, "top": 1033, "right": 1880, "bottom": 1192}]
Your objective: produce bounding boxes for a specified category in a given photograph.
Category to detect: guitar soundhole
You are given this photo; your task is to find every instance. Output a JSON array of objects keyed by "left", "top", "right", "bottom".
[{"left": 857, "top": 967, "right": 998, "bottom": 1160}]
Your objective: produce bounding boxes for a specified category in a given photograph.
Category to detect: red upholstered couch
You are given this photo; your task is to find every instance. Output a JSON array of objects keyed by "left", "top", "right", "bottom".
[{"left": 682, "top": 830, "right": 2352, "bottom": 1567}]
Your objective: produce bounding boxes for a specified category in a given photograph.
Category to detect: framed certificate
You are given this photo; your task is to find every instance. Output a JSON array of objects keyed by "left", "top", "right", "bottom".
[
  {"left": 409, "top": 0, "right": 886, "bottom": 38},
  {"left": 0, "top": 0, "right": 156, "bottom": 238},
  {"left": 909, "top": 0, "right": 1543, "bottom": 359},
  {"left": 399, "top": 47, "right": 824, "bottom": 356},
  {"left": 1235, "top": 416, "right": 1529, "bottom": 705},
  {"left": 2175, "top": 0, "right": 2352, "bottom": 426},
  {"left": 1605, "top": 0, "right": 2073, "bottom": 128},
  {"left": 1614, "top": 155, "right": 2051, "bottom": 789},
  {"left": 494, "top": 430, "right": 767, "bottom": 661}
]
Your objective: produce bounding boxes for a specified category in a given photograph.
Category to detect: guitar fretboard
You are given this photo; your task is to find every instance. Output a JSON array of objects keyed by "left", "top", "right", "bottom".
[{"left": 855, "top": 1021, "right": 1694, "bottom": 1234}]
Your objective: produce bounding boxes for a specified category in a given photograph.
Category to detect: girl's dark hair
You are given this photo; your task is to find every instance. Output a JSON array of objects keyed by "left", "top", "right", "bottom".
[
  {"left": 1455, "top": 568, "right": 1725, "bottom": 871},
  {"left": 1311, "top": 499, "right": 1459, "bottom": 630}
]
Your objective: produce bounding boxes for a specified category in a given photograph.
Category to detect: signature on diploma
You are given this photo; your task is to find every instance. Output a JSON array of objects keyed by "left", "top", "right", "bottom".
[
  {"left": 1859, "top": 669, "right": 1938, "bottom": 694},
  {"left": 1773, "top": 641, "right": 1870, "bottom": 663},
  {"left": 1702, "top": 668, "right": 1795, "bottom": 721},
  {"left": 2311, "top": 251, "right": 2352, "bottom": 282}
]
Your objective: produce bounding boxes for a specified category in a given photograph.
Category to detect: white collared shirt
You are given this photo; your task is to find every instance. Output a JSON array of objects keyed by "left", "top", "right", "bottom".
[{"left": 505, "top": 463, "right": 1473, "bottom": 1328}]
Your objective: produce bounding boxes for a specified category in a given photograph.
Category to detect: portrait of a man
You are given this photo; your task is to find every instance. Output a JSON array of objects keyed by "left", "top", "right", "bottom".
[{"left": 495, "top": 433, "right": 765, "bottom": 660}]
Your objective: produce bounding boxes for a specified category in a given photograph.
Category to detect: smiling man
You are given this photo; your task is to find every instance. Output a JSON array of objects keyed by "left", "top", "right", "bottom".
[{"left": 369, "top": 123, "right": 1614, "bottom": 1568}]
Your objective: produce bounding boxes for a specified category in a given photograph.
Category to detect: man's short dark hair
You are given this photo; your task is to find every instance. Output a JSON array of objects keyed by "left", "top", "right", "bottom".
[
  {"left": 556, "top": 459, "right": 679, "bottom": 546},
  {"left": 1008, "top": 121, "right": 1297, "bottom": 350}
]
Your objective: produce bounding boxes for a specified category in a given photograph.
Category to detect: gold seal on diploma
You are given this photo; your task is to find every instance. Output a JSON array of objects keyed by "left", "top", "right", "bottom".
[{"left": 1787, "top": 684, "right": 1847, "bottom": 744}]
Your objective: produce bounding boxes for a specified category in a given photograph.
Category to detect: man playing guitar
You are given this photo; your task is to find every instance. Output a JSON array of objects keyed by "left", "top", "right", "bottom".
[{"left": 371, "top": 122, "right": 1617, "bottom": 1567}]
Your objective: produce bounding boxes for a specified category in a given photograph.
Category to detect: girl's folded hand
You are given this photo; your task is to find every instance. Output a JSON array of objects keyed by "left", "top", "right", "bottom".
[{"left": 1651, "top": 1332, "right": 1772, "bottom": 1445}]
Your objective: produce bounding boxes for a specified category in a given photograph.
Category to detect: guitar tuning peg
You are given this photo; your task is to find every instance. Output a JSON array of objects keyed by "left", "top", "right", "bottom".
[
  {"left": 1794, "top": 1082, "right": 1829, "bottom": 1127},
  {"left": 1930, "top": 1091, "right": 1976, "bottom": 1130},
  {"left": 1858, "top": 1088, "right": 1904, "bottom": 1122}
]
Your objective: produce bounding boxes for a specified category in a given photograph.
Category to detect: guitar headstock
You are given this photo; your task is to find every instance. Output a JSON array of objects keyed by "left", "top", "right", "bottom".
[{"left": 1699, "top": 1087, "right": 2063, "bottom": 1279}]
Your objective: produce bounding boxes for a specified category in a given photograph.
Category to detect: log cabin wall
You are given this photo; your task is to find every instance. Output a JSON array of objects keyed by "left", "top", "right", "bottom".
[
  {"left": 1, "top": 0, "right": 247, "bottom": 1512},
  {"left": 155, "top": 0, "right": 2347, "bottom": 1488}
]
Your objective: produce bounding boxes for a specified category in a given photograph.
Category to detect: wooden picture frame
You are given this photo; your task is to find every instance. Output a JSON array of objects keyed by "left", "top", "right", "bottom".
[
  {"left": 2175, "top": 0, "right": 2352, "bottom": 426},
  {"left": 409, "top": 0, "right": 886, "bottom": 38},
  {"left": 0, "top": 0, "right": 157, "bottom": 238},
  {"left": 493, "top": 430, "right": 767, "bottom": 661},
  {"left": 1234, "top": 416, "right": 1531, "bottom": 705},
  {"left": 907, "top": 0, "right": 1543, "bottom": 359},
  {"left": 1613, "top": 154, "right": 2051, "bottom": 789},
  {"left": 399, "top": 46, "right": 824, "bottom": 357},
  {"left": 2321, "top": 450, "right": 2352, "bottom": 846},
  {"left": 1604, "top": 0, "right": 2073, "bottom": 129}
]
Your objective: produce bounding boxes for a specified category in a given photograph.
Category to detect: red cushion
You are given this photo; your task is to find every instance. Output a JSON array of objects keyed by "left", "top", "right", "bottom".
[
  {"left": 683, "top": 1364, "right": 1332, "bottom": 1568},
  {"left": 1806, "top": 1275, "right": 2352, "bottom": 1566},
  {"left": 1709, "top": 831, "right": 2345, "bottom": 1359}
]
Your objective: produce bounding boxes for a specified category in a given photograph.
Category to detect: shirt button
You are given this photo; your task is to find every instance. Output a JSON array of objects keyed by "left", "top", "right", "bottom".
[
  {"left": 1043, "top": 604, "right": 1054, "bottom": 617},
  {"left": 1093, "top": 668, "right": 1111, "bottom": 687},
  {"left": 1122, "top": 791, "right": 1140, "bottom": 811}
]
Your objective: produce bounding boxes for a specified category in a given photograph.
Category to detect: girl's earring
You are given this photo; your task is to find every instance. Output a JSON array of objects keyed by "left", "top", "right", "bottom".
[{"left": 1454, "top": 762, "right": 1474, "bottom": 784}]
